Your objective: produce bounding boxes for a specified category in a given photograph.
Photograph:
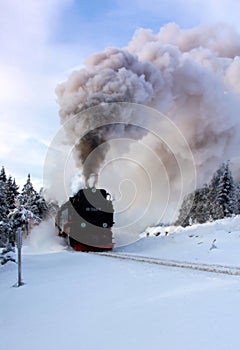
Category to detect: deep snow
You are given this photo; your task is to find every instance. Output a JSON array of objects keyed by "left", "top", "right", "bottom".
[
  {"left": 1, "top": 216, "right": 240, "bottom": 350},
  {"left": 118, "top": 216, "right": 240, "bottom": 266}
]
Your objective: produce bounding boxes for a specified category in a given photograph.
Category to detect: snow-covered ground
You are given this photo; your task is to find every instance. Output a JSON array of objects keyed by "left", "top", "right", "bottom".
[
  {"left": 1, "top": 216, "right": 240, "bottom": 350},
  {"left": 118, "top": 216, "right": 240, "bottom": 266}
]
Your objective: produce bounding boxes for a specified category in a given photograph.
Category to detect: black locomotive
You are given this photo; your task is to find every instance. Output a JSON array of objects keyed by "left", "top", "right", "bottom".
[{"left": 56, "top": 188, "right": 114, "bottom": 251}]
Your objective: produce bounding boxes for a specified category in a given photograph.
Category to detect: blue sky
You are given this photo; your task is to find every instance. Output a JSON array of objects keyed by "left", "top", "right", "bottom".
[{"left": 0, "top": 0, "right": 239, "bottom": 189}]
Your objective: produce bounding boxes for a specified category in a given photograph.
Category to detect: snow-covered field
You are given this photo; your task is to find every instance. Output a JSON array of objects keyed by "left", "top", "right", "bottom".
[
  {"left": 1, "top": 217, "right": 240, "bottom": 350},
  {"left": 119, "top": 216, "right": 240, "bottom": 266}
]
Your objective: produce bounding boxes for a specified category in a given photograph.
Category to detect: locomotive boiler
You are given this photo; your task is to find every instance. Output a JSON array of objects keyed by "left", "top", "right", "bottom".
[{"left": 56, "top": 188, "right": 114, "bottom": 251}]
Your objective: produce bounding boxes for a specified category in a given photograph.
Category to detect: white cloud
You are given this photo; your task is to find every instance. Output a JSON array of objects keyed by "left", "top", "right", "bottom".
[{"left": 0, "top": 0, "right": 77, "bottom": 186}]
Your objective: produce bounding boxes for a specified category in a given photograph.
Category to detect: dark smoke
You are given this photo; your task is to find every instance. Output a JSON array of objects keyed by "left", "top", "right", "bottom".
[{"left": 56, "top": 23, "right": 240, "bottom": 188}]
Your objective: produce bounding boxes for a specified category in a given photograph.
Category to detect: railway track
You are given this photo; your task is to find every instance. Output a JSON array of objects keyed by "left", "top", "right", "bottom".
[{"left": 93, "top": 251, "right": 240, "bottom": 276}]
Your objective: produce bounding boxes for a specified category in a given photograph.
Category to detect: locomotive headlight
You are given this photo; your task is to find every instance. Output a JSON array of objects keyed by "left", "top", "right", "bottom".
[
  {"left": 102, "top": 223, "right": 107, "bottom": 228},
  {"left": 81, "top": 222, "right": 86, "bottom": 228},
  {"left": 91, "top": 188, "right": 96, "bottom": 193}
]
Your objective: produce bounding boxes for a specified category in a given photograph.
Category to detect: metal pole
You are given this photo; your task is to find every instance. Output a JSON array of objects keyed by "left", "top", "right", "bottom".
[
  {"left": 14, "top": 228, "right": 24, "bottom": 287},
  {"left": 18, "top": 233, "right": 21, "bottom": 286}
]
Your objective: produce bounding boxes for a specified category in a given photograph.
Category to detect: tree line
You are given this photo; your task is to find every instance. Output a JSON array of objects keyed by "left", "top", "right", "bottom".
[
  {"left": 175, "top": 161, "right": 240, "bottom": 227},
  {"left": 2, "top": 161, "right": 239, "bottom": 263},
  {"left": 0, "top": 166, "right": 49, "bottom": 264}
]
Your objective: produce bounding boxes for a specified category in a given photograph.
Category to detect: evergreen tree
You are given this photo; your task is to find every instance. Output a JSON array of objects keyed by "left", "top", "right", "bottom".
[
  {"left": 19, "top": 174, "right": 40, "bottom": 217},
  {"left": 186, "top": 190, "right": 200, "bottom": 225},
  {"left": 0, "top": 169, "right": 49, "bottom": 264},
  {"left": 18, "top": 174, "right": 49, "bottom": 224},
  {"left": 0, "top": 179, "right": 9, "bottom": 246},
  {"left": 0, "top": 173, "right": 14, "bottom": 264},
  {"left": 214, "top": 162, "right": 237, "bottom": 218},
  {"left": 0, "top": 179, "right": 8, "bottom": 221},
  {"left": 6, "top": 176, "right": 19, "bottom": 210},
  {"left": 175, "top": 192, "right": 195, "bottom": 227},
  {"left": 208, "top": 164, "right": 225, "bottom": 220},
  {"left": 36, "top": 188, "right": 49, "bottom": 220},
  {"left": 194, "top": 184, "right": 210, "bottom": 223},
  {"left": 9, "top": 206, "right": 35, "bottom": 237},
  {"left": 176, "top": 162, "right": 238, "bottom": 227},
  {"left": 19, "top": 174, "right": 37, "bottom": 204},
  {"left": 0, "top": 166, "right": 7, "bottom": 183},
  {"left": 175, "top": 185, "right": 210, "bottom": 226},
  {"left": 235, "top": 182, "right": 240, "bottom": 215}
]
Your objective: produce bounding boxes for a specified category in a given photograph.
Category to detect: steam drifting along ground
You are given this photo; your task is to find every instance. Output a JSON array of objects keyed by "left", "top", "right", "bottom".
[{"left": 23, "top": 219, "right": 65, "bottom": 255}]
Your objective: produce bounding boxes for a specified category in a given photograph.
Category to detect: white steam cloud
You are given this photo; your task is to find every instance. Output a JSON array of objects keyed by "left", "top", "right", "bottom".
[
  {"left": 54, "top": 22, "right": 240, "bottom": 231},
  {"left": 23, "top": 219, "right": 65, "bottom": 254}
]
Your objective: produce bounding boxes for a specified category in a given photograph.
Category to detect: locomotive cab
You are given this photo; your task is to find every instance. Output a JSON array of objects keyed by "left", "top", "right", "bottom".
[{"left": 56, "top": 188, "right": 114, "bottom": 251}]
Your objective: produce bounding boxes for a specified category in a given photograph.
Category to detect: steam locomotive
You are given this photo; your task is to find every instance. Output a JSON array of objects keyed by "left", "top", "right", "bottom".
[{"left": 56, "top": 188, "right": 114, "bottom": 251}]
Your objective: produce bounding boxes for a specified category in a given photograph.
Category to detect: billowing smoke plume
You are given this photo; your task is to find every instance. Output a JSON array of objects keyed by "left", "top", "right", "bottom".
[
  {"left": 56, "top": 22, "right": 240, "bottom": 192},
  {"left": 56, "top": 49, "right": 163, "bottom": 185},
  {"left": 56, "top": 24, "right": 240, "bottom": 235}
]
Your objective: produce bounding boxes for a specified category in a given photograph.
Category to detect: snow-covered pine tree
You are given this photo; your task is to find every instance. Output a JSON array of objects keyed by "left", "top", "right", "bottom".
[
  {"left": 0, "top": 173, "right": 14, "bottom": 264},
  {"left": 175, "top": 192, "right": 195, "bottom": 227},
  {"left": 176, "top": 162, "right": 239, "bottom": 227},
  {"left": 18, "top": 174, "right": 49, "bottom": 229},
  {"left": 175, "top": 184, "right": 210, "bottom": 227},
  {"left": 36, "top": 187, "right": 49, "bottom": 220},
  {"left": 208, "top": 163, "right": 225, "bottom": 220},
  {"left": 235, "top": 182, "right": 240, "bottom": 215},
  {"left": 194, "top": 184, "right": 210, "bottom": 223},
  {"left": 39, "top": 184, "right": 58, "bottom": 217},
  {"left": 18, "top": 174, "right": 40, "bottom": 227},
  {"left": 6, "top": 176, "right": 19, "bottom": 210},
  {"left": 0, "top": 166, "right": 7, "bottom": 183},
  {"left": 9, "top": 206, "right": 35, "bottom": 238},
  {"left": 186, "top": 190, "right": 200, "bottom": 224},
  {"left": 0, "top": 178, "right": 9, "bottom": 245},
  {"left": 19, "top": 174, "right": 37, "bottom": 205},
  {"left": 208, "top": 162, "right": 237, "bottom": 219},
  {"left": 214, "top": 162, "right": 237, "bottom": 218}
]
